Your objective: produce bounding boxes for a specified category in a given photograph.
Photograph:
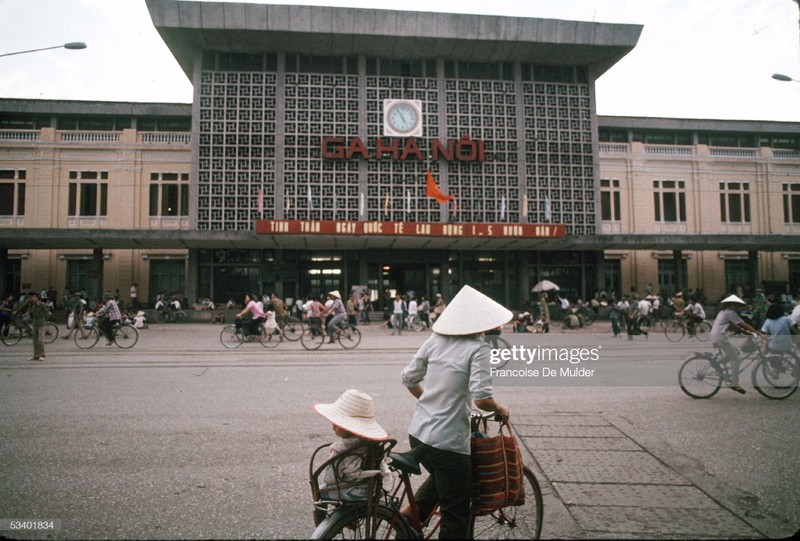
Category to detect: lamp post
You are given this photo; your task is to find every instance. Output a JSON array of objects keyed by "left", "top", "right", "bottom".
[{"left": 0, "top": 42, "right": 87, "bottom": 58}]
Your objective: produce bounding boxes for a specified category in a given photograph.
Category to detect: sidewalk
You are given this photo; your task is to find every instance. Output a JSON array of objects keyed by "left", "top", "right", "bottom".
[{"left": 515, "top": 413, "right": 763, "bottom": 539}]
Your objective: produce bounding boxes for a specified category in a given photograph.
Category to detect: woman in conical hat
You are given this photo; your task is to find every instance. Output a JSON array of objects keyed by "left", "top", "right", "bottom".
[
  {"left": 709, "top": 293, "right": 762, "bottom": 394},
  {"left": 400, "top": 284, "right": 511, "bottom": 538}
]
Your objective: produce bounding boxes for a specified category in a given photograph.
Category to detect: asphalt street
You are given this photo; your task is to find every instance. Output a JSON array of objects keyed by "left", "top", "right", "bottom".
[{"left": 0, "top": 321, "right": 798, "bottom": 539}]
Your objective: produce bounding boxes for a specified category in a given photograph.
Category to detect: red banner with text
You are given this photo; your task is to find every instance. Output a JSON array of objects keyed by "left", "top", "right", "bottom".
[{"left": 256, "top": 220, "right": 565, "bottom": 239}]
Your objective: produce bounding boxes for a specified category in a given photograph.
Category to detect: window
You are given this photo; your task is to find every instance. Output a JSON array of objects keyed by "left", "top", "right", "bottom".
[
  {"left": 724, "top": 260, "right": 750, "bottom": 294},
  {"left": 783, "top": 183, "right": 800, "bottom": 224},
  {"left": 653, "top": 180, "right": 686, "bottom": 222},
  {"left": 719, "top": 182, "right": 751, "bottom": 223},
  {"left": 68, "top": 171, "right": 108, "bottom": 217},
  {"left": 658, "top": 259, "right": 688, "bottom": 297},
  {"left": 0, "top": 169, "right": 25, "bottom": 216},
  {"left": 149, "top": 172, "right": 190, "bottom": 217},
  {"left": 600, "top": 178, "right": 621, "bottom": 221}
]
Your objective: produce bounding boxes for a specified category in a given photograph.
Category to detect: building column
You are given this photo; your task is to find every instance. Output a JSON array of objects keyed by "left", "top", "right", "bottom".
[
  {"left": 186, "top": 249, "right": 199, "bottom": 305},
  {"left": 748, "top": 250, "right": 759, "bottom": 294},
  {"left": 88, "top": 248, "right": 104, "bottom": 301},
  {"left": 673, "top": 250, "right": 684, "bottom": 293},
  {"left": 0, "top": 248, "right": 7, "bottom": 295}
]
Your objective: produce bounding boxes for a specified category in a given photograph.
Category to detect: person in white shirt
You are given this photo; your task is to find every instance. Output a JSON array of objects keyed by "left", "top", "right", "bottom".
[
  {"left": 790, "top": 302, "right": 800, "bottom": 325},
  {"left": 683, "top": 297, "right": 706, "bottom": 328}
]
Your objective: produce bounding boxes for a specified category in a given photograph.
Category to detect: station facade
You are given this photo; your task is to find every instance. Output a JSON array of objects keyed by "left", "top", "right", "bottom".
[{"left": 1, "top": 1, "right": 799, "bottom": 309}]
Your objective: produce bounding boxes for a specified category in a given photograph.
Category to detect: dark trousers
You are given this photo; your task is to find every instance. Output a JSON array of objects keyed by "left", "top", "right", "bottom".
[{"left": 409, "top": 435, "right": 472, "bottom": 539}]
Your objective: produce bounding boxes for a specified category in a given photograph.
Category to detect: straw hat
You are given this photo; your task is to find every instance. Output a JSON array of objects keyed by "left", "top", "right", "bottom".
[
  {"left": 328, "top": 290, "right": 342, "bottom": 300},
  {"left": 314, "top": 389, "right": 388, "bottom": 440},
  {"left": 721, "top": 294, "right": 746, "bottom": 305},
  {"left": 432, "top": 285, "right": 513, "bottom": 336}
]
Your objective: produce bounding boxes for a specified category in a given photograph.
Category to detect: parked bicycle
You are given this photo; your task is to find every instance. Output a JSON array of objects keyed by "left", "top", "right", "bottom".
[
  {"left": 155, "top": 307, "right": 187, "bottom": 323},
  {"left": 308, "top": 411, "right": 543, "bottom": 539},
  {"left": 406, "top": 313, "right": 428, "bottom": 332},
  {"left": 1, "top": 319, "right": 59, "bottom": 346},
  {"left": 301, "top": 320, "right": 361, "bottom": 350},
  {"left": 73, "top": 315, "right": 139, "bottom": 349},
  {"left": 678, "top": 333, "right": 799, "bottom": 400},
  {"left": 664, "top": 315, "right": 711, "bottom": 342},
  {"left": 219, "top": 320, "right": 281, "bottom": 349}
]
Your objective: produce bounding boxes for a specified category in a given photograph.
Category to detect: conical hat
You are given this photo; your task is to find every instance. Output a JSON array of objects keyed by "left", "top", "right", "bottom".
[
  {"left": 314, "top": 389, "right": 388, "bottom": 440},
  {"left": 721, "top": 294, "right": 746, "bottom": 305},
  {"left": 432, "top": 285, "right": 513, "bottom": 336}
]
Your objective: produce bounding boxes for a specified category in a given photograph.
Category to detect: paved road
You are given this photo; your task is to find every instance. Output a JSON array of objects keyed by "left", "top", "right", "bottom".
[{"left": 0, "top": 322, "right": 798, "bottom": 539}]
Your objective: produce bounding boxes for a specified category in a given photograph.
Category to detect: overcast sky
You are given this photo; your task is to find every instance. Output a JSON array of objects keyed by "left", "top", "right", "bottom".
[{"left": 1, "top": 0, "right": 799, "bottom": 121}]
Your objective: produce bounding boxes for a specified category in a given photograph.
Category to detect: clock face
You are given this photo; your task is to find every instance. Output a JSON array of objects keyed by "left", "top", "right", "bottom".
[{"left": 384, "top": 100, "right": 422, "bottom": 136}]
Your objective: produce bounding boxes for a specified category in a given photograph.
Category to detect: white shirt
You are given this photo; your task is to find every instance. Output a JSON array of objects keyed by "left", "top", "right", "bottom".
[
  {"left": 408, "top": 300, "right": 418, "bottom": 316},
  {"left": 790, "top": 304, "right": 800, "bottom": 325},
  {"left": 637, "top": 299, "right": 651, "bottom": 316}
]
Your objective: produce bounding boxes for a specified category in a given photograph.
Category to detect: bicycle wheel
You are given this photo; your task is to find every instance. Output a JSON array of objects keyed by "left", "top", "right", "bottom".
[
  {"left": 74, "top": 325, "right": 100, "bottom": 349},
  {"left": 282, "top": 317, "right": 304, "bottom": 341},
  {"left": 301, "top": 327, "right": 325, "bottom": 350},
  {"left": 582, "top": 309, "right": 595, "bottom": 326},
  {"left": 678, "top": 354, "right": 722, "bottom": 399},
  {"left": 752, "top": 354, "right": 799, "bottom": 400},
  {"left": 220, "top": 325, "right": 243, "bottom": 349},
  {"left": 174, "top": 311, "right": 187, "bottom": 323},
  {"left": 114, "top": 324, "right": 139, "bottom": 349},
  {"left": 43, "top": 322, "right": 60, "bottom": 343},
  {"left": 310, "top": 502, "right": 414, "bottom": 540},
  {"left": 1, "top": 323, "right": 22, "bottom": 346},
  {"left": 482, "top": 335, "right": 512, "bottom": 369},
  {"left": 337, "top": 326, "right": 361, "bottom": 349},
  {"left": 260, "top": 328, "right": 282, "bottom": 349},
  {"left": 693, "top": 321, "right": 711, "bottom": 342},
  {"left": 409, "top": 317, "right": 423, "bottom": 332},
  {"left": 471, "top": 466, "right": 543, "bottom": 540},
  {"left": 664, "top": 320, "right": 686, "bottom": 342}
]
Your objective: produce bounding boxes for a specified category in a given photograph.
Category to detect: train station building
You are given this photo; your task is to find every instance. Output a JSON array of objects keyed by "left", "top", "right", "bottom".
[{"left": 1, "top": 0, "right": 799, "bottom": 309}]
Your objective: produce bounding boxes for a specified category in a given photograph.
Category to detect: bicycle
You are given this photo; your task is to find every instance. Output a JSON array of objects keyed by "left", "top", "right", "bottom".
[
  {"left": 309, "top": 411, "right": 543, "bottom": 539},
  {"left": 219, "top": 320, "right": 281, "bottom": 349},
  {"left": 406, "top": 314, "right": 427, "bottom": 332},
  {"left": 73, "top": 316, "right": 139, "bottom": 349},
  {"left": 301, "top": 320, "right": 361, "bottom": 350},
  {"left": 280, "top": 316, "right": 305, "bottom": 341},
  {"left": 155, "top": 307, "right": 187, "bottom": 323},
  {"left": 664, "top": 316, "right": 711, "bottom": 342},
  {"left": 678, "top": 334, "right": 799, "bottom": 400},
  {"left": 481, "top": 333, "right": 512, "bottom": 369},
  {"left": 1, "top": 320, "right": 60, "bottom": 346}
]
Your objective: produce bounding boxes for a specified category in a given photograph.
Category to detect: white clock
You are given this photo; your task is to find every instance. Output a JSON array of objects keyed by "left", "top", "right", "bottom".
[{"left": 384, "top": 99, "right": 423, "bottom": 137}]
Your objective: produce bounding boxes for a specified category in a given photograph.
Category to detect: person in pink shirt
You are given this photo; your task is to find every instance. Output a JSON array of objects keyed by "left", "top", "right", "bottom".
[{"left": 235, "top": 293, "right": 265, "bottom": 337}]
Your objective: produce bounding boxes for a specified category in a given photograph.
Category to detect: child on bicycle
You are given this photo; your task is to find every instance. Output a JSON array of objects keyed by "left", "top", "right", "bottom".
[{"left": 313, "top": 389, "right": 390, "bottom": 501}]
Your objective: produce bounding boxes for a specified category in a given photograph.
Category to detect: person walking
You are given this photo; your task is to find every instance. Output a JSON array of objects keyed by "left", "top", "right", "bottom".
[
  {"left": 400, "top": 285, "right": 511, "bottom": 539},
  {"left": 62, "top": 291, "right": 88, "bottom": 341},
  {"left": 26, "top": 291, "right": 50, "bottom": 361},
  {"left": 130, "top": 282, "right": 138, "bottom": 310},
  {"left": 390, "top": 293, "right": 406, "bottom": 335}
]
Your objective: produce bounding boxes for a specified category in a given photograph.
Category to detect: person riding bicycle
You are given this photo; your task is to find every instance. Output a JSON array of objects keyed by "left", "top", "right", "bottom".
[
  {"left": 683, "top": 296, "right": 706, "bottom": 332},
  {"left": 0, "top": 293, "right": 15, "bottom": 330},
  {"left": 760, "top": 303, "right": 799, "bottom": 354},
  {"left": 710, "top": 294, "right": 762, "bottom": 394},
  {"left": 313, "top": 389, "right": 390, "bottom": 501},
  {"left": 400, "top": 284, "right": 511, "bottom": 539},
  {"left": 323, "top": 291, "right": 347, "bottom": 344},
  {"left": 235, "top": 293, "right": 265, "bottom": 337},
  {"left": 95, "top": 291, "right": 122, "bottom": 346}
]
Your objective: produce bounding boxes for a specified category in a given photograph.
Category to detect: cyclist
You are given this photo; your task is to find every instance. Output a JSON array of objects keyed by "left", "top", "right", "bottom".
[
  {"left": 235, "top": 293, "right": 265, "bottom": 338},
  {"left": 710, "top": 294, "right": 762, "bottom": 394},
  {"left": 760, "top": 303, "right": 798, "bottom": 354},
  {"left": 400, "top": 285, "right": 511, "bottom": 539},
  {"left": 95, "top": 291, "right": 122, "bottom": 346},
  {"left": 683, "top": 296, "right": 706, "bottom": 333},
  {"left": 0, "top": 293, "right": 15, "bottom": 330},
  {"left": 323, "top": 291, "right": 347, "bottom": 344}
]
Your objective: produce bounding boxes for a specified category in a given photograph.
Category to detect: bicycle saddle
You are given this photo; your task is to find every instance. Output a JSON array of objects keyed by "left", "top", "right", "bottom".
[{"left": 388, "top": 445, "right": 426, "bottom": 476}]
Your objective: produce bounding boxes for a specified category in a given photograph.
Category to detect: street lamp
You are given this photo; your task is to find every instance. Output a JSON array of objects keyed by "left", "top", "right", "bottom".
[
  {"left": 772, "top": 73, "right": 800, "bottom": 83},
  {"left": 0, "top": 42, "right": 87, "bottom": 58}
]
